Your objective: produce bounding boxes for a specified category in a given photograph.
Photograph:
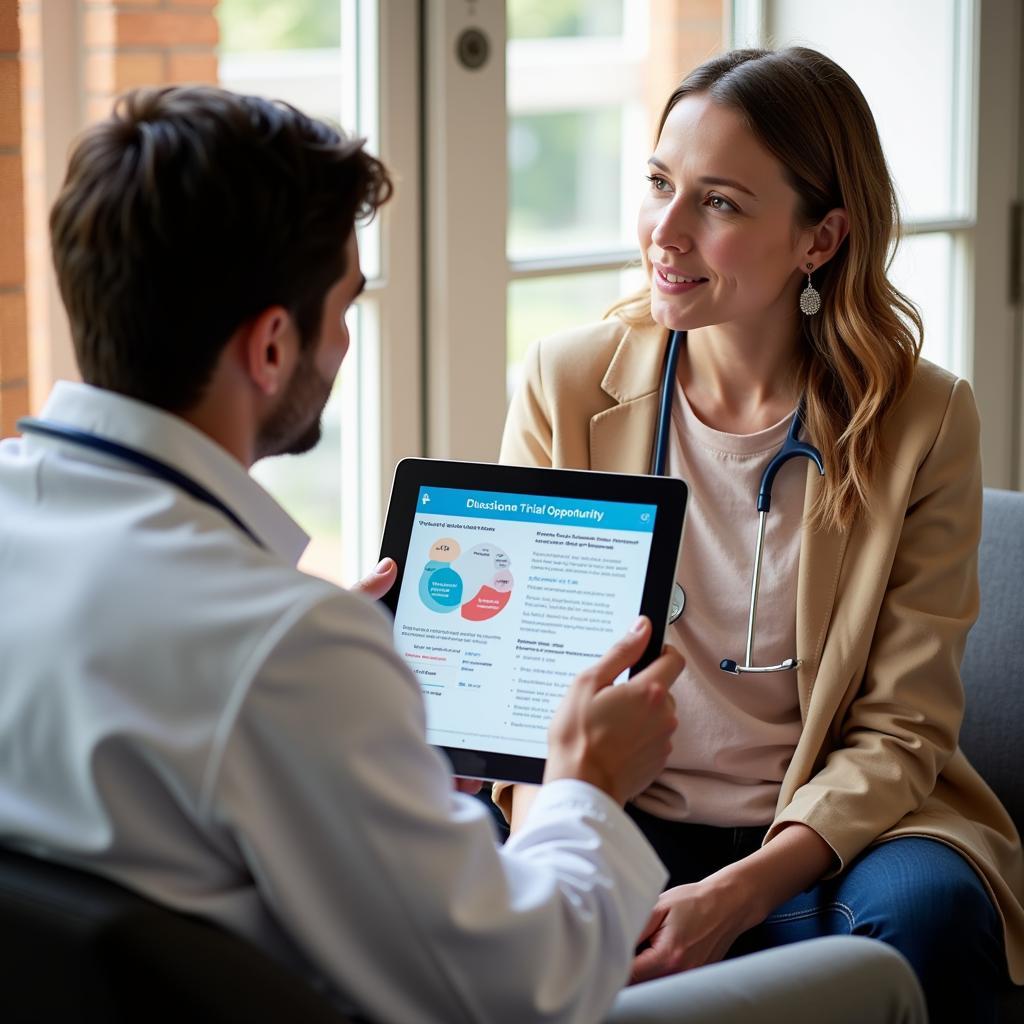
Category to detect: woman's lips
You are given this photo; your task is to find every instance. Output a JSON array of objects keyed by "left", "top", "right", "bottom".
[{"left": 654, "top": 266, "right": 708, "bottom": 295}]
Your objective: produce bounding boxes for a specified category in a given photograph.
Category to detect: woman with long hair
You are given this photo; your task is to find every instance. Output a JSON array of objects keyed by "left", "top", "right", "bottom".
[{"left": 495, "top": 47, "right": 1023, "bottom": 1022}]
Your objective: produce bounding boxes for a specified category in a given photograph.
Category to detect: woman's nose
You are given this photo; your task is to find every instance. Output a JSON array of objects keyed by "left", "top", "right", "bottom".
[{"left": 651, "top": 198, "right": 694, "bottom": 254}]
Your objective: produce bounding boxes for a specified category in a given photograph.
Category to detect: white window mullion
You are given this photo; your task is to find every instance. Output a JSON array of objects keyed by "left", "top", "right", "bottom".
[
  {"left": 339, "top": 0, "right": 423, "bottom": 579},
  {"left": 424, "top": 0, "right": 509, "bottom": 462}
]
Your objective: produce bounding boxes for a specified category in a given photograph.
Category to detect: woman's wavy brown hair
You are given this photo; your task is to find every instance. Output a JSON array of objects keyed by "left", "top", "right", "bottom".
[{"left": 611, "top": 47, "right": 921, "bottom": 532}]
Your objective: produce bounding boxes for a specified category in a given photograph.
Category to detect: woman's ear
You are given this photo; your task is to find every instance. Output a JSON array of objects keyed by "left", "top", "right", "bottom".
[
  {"left": 803, "top": 207, "right": 850, "bottom": 270},
  {"left": 239, "top": 305, "right": 298, "bottom": 397}
]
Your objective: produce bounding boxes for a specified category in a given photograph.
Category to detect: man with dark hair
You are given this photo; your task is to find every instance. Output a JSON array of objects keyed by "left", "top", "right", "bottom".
[{"left": 0, "top": 87, "right": 924, "bottom": 1024}]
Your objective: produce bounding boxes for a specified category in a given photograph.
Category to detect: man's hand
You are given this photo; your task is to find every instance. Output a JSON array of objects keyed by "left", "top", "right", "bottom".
[
  {"left": 544, "top": 617, "right": 682, "bottom": 805},
  {"left": 350, "top": 557, "right": 398, "bottom": 601},
  {"left": 629, "top": 874, "right": 756, "bottom": 983}
]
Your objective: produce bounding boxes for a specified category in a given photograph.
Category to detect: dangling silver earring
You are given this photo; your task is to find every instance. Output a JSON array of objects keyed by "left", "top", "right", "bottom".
[{"left": 799, "top": 262, "right": 821, "bottom": 316}]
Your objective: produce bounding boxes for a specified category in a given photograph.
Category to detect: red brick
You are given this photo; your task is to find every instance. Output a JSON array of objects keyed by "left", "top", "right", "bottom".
[
  {"left": 685, "top": 0, "right": 724, "bottom": 21},
  {"left": 83, "top": 9, "right": 116, "bottom": 47},
  {"left": 0, "top": 2, "right": 18, "bottom": 53},
  {"left": 0, "top": 58, "right": 20, "bottom": 147},
  {"left": 0, "top": 380, "right": 30, "bottom": 437},
  {"left": 85, "top": 94, "right": 117, "bottom": 124},
  {"left": 165, "top": 50, "right": 217, "bottom": 84},
  {"left": 0, "top": 289, "right": 29, "bottom": 381},
  {"left": 0, "top": 154, "right": 25, "bottom": 286},
  {"left": 111, "top": 11, "right": 219, "bottom": 48},
  {"left": 85, "top": 50, "right": 165, "bottom": 93}
]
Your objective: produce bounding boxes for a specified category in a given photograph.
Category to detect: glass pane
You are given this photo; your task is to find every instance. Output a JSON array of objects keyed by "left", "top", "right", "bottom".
[
  {"left": 509, "top": 0, "right": 624, "bottom": 40},
  {"left": 889, "top": 232, "right": 961, "bottom": 376},
  {"left": 507, "top": 267, "right": 645, "bottom": 398},
  {"left": 763, "top": 0, "right": 967, "bottom": 222},
  {"left": 218, "top": 0, "right": 380, "bottom": 586},
  {"left": 509, "top": 109, "right": 624, "bottom": 255},
  {"left": 217, "top": 0, "right": 340, "bottom": 52},
  {"left": 506, "top": 3, "right": 653, "bottom": 259},
  {"left": 249, "top": 306, "right": 360, "bottom": 584},
  {"left": 217, "top": 1, "right": 343, "bottom": 124}
]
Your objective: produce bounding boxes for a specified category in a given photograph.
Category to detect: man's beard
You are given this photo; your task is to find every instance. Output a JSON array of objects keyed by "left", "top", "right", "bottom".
[{"left": 255, "top": 346, "right": 334, "bottom": 460}]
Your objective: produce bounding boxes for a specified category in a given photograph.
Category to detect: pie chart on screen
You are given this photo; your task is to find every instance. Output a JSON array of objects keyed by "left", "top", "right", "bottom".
[{"left": 418, "top": 537, "right": 514, "bottom": 621}]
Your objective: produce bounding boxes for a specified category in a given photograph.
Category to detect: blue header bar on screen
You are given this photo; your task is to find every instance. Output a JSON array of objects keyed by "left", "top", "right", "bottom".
[{"left": 415, "top": 486, "right": 656, "bottom": 532}]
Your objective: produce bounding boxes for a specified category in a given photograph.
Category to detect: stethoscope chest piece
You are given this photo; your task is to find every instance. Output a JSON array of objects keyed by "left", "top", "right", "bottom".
[{"left": 668, "top": 582, "right": 685, "bottom": 624}]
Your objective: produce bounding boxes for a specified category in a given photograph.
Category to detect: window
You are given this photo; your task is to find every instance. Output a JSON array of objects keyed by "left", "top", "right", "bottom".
[
  {"left": 429, "top": 0, "right": 1022, "bottom": 487},
  {"left": 217, "top": 0, "right": 421, "bottom": 583},
  {"left": 734, "top": 0, "right": 1022, "bottom": 485}
]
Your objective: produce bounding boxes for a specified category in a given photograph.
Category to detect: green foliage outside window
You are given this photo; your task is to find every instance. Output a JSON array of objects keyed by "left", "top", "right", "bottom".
[
  {"left": 509, "top": 0, "right": 622, "bottom": 40},
  {"left": 217, "top": 0, "right": 340, "bottom": 53}
]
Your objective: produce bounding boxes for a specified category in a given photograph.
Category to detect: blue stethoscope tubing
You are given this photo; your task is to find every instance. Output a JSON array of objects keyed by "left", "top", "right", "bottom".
[
  {"left": 16, "top": 417, "right": 265, "bottom": 550},
  {"left": 649, "top": 330, "right": 826, "bottom": 674}
]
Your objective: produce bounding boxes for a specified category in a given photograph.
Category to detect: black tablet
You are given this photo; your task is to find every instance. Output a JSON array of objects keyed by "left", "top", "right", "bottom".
[{"left": 378, "top": 459, "right": 688, "bottom": 784}]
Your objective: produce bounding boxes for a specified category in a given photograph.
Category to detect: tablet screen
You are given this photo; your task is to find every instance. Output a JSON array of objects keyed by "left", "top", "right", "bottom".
[{"left": 391, "top": 485, "right": 658, "bottom": 761}]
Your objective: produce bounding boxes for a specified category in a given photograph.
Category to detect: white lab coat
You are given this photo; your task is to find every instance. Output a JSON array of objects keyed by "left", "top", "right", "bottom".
[{"left": 0, "top": 381, "right": 666, "bottom": 1024}]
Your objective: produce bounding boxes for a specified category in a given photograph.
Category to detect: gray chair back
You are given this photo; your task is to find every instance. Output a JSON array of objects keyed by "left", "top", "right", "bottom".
[
  {"left": 0, "top": 845, "right": 354, "bottom": 1023},
  {"left": 959, "top": 488, "right": 1024, "bottom": 1017},
  {"left": 960, "top": 488, "right": 1024, "bottom": 833}
]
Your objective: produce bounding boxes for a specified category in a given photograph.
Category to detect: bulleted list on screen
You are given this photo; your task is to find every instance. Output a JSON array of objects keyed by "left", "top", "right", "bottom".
[{"left": 392, "top": 486, "right": 655, "bottom": 759}]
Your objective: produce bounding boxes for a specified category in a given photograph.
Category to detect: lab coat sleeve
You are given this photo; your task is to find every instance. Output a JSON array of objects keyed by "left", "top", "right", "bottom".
[
  {"left": 207, "top": 591, "right": 666, "bottom": 1024},
  {"left": 765, "top": 377, "right": 982, "bottom": 871}
]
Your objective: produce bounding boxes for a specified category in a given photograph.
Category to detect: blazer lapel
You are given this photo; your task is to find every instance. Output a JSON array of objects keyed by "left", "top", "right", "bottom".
[
  {"left": 795, "top": 463, "right": 850, "bottom": 717},
  {"left": 589, "top": 322, "right": 670, "bottom": 474}
]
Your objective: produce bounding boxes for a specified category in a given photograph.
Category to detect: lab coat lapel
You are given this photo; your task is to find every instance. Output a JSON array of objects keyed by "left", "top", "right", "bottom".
[
  {"left": 795, "top": 462, "right": 850, "bottom": 717},
  {"left": 589, "top": 322, "right": 670, "bottom": 474}
]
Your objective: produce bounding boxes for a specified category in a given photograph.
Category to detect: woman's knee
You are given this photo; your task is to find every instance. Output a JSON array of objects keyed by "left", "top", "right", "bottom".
[{"left": 845, "top": 839, "right": 998, "bottom": 963}]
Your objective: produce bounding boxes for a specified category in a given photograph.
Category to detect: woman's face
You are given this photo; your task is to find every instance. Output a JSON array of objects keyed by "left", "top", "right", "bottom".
[{"left": 638, "top": 93, "right": 812, "bottom": 333}]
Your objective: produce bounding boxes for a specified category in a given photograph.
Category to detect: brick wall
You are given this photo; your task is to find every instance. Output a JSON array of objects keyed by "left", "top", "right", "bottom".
[
  {"left": 1, "top": 0, "right": 220, "bottom": 437},
  {"left": 82, "top": 0, "right": 219, "bottom": 124},
  {"left": 647, "top": 0, "right": 725, "bottom": 142},
  {"left": 0, "top": 0, "right": 28, "bottom": 436}
]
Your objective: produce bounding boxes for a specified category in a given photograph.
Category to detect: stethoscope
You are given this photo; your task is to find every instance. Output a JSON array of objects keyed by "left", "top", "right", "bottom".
[
  {"left": 651, "top": 330, "right": 825, "bottom": 675},
  {"left": 16, "top": 417, "right": 265, "bottom": 550}
]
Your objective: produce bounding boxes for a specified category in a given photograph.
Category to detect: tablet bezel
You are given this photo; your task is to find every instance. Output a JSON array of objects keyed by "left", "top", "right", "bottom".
[{"left": 378, "top": 458, "right": 688, "bottom": 785}]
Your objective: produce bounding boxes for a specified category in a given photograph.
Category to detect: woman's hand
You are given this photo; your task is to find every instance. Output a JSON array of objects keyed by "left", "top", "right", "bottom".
[
  {"left": 630, "top": 872, "right": 758, "bottom": 983},
  {"left": 630, "top": 823, "right": 836, "bottom": 983}
]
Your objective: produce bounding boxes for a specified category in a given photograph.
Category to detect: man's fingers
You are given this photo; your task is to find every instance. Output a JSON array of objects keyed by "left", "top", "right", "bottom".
[
  {"left": 635, "top": 905, "right": 664, "bottom": 946},
  {"left": 577, "top": 617, "right": 651, "bottom": 693},
  {"left": 350, "top": 557, "right": 398, "bottom": 600},
  {"left": 630, "top": 645, "right": 685, "bottom": 696},
  {"left": 453, "top": 777, "right": 483, "bottom": 795},
  {"left": 630, "top": 945, "right": 672, "bottom": 985}
]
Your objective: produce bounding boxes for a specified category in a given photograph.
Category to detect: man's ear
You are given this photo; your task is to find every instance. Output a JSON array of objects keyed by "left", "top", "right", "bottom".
[{"left": 239, "top": 305, "right": 298, "bottom": 397}]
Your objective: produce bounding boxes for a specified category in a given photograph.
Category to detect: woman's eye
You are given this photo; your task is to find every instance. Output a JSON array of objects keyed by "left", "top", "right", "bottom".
[
  {"left": 706, "top": 193, "right": 737, "bottom": 212},
  {"left": 645, "top": 174, "right": 671, "bottom": 192}
]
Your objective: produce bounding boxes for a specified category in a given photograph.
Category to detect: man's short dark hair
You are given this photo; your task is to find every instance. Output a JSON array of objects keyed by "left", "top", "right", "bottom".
[{"left": 51, "top": 86, "right": 392, "bottom": 412}]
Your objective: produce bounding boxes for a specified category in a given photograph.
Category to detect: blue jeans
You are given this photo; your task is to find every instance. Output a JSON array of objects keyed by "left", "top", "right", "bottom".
[{"left": 627, "top": 806, "right": 1007, "bottom": 1024}]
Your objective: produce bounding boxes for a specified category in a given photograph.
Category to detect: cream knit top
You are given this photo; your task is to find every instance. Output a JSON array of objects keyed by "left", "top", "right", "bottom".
[{"left": 634, "top": 382, "right": 805, "bottom": 826}]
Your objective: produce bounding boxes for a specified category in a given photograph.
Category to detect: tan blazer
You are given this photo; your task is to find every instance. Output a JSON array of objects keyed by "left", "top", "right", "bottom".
[{"left": 498, "top": 317, "right": 1024, "bottom": 983}]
